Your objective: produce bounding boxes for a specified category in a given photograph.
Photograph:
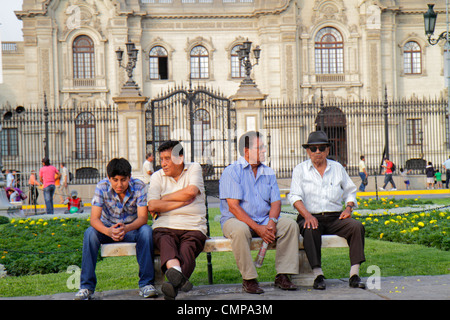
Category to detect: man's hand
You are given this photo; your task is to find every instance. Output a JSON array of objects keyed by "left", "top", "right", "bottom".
[
  {"left": 303, "top": 213, "right": 319, "bottom": 229},
  {"left": 110, "top": 223, "right": 125, "bottom": 242},
  {"left": 255, "top": 223, "right": 276, "bottom": 244},
  {"left": 339, "top": 208, "right": 352, "bottom": 220}
]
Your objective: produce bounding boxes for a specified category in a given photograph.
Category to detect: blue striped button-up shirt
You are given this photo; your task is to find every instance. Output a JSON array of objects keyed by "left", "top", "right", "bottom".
[
  {"left": 91, "top": 177, "right": 147, "bottom": 227},
  {"left": 219, "top": 157, "right": 281, "bottom": 228}
]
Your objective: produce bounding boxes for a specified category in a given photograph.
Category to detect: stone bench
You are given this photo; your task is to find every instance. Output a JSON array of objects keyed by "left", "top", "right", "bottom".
[{"left": 100, "top": 235, "right": 348, "bottom": 287}]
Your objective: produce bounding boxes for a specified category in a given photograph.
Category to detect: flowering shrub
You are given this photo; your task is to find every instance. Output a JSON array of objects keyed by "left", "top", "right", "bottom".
[
  {"left": 355, "top": 210, "right": 449, "bottom": 251},
  {"left": 356, "top": 196, "right": 432, "bottom": 210},
  {"left": 0, "top": 217, "right": 91, "bottom": 276}
]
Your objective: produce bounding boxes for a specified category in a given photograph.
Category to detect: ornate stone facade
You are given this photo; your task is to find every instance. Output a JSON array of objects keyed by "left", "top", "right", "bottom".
[{"left": 1, "top": 0, "right": 447, "bottom": 106}]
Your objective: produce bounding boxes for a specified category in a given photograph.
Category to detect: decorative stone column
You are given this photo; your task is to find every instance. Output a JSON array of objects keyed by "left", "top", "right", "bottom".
[
  {"left": 112, "top": 88, "right": 148, "bottom": 177},
  {"left": 230, "top": 82, "right": 268, "bottom": 134}
]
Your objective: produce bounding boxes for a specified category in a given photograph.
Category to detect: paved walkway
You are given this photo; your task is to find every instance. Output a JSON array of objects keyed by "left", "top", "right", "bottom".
[{"left": 3, "top": 275, "right": 448, "bottom": 300}]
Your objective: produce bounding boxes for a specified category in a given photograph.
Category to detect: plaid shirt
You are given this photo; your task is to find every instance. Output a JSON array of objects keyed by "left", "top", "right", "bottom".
[{"left": 91, "top": 177, "right": 147, "bottom": 227}]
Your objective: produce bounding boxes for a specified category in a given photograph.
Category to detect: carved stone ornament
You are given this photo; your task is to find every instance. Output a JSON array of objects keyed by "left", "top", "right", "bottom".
[
  {"left": 60, "top": 0, "right": 104, "bottom": 40},
  {"left": 311, "top": 0, "right": 348, "bottom": 25}
]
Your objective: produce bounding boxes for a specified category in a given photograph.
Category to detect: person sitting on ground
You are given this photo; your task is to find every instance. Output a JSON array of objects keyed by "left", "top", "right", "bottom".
[
  {"left": 64, "top": 190, "right": 84, "bottom": 214},
  {"left": 147, "top": 140, "right": 207, "bottom": 300},
  {"left": 75, "top": 158, "right": 156, "bottom": 300}
]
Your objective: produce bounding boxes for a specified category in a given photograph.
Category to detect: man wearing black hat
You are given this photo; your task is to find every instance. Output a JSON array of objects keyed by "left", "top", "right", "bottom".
[{"left": 288, "top": 131, "right": 366, "bottom": 290}]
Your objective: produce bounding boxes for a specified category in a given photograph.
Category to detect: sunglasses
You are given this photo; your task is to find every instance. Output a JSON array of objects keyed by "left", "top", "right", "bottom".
[{"left": 308, "top": 145, "right": 327, "bottom": 152}]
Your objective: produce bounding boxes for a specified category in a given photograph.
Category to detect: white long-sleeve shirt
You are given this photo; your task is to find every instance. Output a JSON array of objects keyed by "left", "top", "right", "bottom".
[{"left": 288, "top": 159, "right": 357, "bottom": 214}]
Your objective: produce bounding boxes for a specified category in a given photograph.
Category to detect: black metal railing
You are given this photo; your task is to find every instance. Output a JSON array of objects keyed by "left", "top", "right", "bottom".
[
  {"left": 264, "top": 97, "right": 449, "bottom": 178},
  {"left": 0, "top": 104, "right": 119, "bottom": 186}
]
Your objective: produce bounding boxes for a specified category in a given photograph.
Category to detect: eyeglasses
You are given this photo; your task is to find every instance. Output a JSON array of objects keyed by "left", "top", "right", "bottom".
[{"left": 308, "top": 145, "right": 327, "bottom": 152}]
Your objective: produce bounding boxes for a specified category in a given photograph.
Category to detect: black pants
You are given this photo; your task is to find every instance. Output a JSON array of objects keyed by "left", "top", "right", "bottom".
[
  {"left": 297, "top": 212, "right": 365, "bottom": 269},
  {"left": 446, "top": 169, "right": 450, "bottom": 188}
]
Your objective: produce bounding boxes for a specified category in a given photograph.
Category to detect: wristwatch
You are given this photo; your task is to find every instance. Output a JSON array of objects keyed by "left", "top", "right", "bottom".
[
  {"left": 346, "top": 204, "right": 354, "bottom": 210},
  {"left": 269, "top": 217, "right": 278, "bottom": 223}
]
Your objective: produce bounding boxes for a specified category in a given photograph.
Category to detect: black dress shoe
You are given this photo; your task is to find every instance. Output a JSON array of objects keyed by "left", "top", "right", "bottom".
[
  {"left": 313, "top": 275, "right": 326, "bottom": 290},
  {"left": 349, "top": 275, "right": 366, "bottom": 289}
]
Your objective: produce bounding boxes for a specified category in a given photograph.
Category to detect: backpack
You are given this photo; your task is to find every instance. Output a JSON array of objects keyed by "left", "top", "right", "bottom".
[{"left": 390, "top": 162, "right": 396, "bottom": 173}]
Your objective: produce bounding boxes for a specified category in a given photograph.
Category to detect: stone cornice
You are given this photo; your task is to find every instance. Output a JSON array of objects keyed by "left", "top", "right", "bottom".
[{"left": 16, "top": 0, "right": 292, "bottom": 19}]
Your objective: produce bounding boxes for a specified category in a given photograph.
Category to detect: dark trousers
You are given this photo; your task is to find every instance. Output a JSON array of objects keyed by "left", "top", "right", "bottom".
[
  {"left": 153, "top": 228, "right": 207, "bottom": 279},
  {"left": 446, "top": 169, "right": 450, "bottom": 188},
  {"left": 297, "top": 212, "right": 365, "bottom": 269}
]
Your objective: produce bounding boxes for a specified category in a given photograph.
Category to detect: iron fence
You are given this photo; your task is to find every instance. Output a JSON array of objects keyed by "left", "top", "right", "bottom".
[
  {"left": 0, "top": 103, "right": 119, "bottom": 188},
  {"left": 264, "top": 96, "right": 449, "bottom": 178}
]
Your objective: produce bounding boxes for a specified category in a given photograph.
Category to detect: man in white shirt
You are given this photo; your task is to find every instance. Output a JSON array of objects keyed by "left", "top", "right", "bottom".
[
  {"left": 358, "top": 155, "right": 368, "bottom": 192},
  {"left": 147, "top": 140, "right": 207, "bottom": 300},
  {"left": 59, "top": 163, "right": 70, "bottom": 203},
  {"left": 288, "top": 131, "right": 366, "bottom": 290},
  {"left": 142, "top": 153, "right": 154, "bottom": 185}
]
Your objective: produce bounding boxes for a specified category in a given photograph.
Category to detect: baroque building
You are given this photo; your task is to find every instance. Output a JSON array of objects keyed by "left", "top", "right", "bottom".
[{"left": 1, "top": 0, "right": 447, "bottom": 106}]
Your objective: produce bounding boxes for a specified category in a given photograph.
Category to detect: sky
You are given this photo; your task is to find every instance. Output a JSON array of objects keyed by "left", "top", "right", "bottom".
[{"left": 0, "top": 0, "right": 24, "bottom": 42}]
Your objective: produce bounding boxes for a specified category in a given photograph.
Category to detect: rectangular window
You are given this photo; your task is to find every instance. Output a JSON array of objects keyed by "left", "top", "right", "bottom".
[
  {"left": 1, "top": 128, "right": 18, "bottom": 157},
  {"left": 406, "top": 118, "right": 422, "bottom": 145}
]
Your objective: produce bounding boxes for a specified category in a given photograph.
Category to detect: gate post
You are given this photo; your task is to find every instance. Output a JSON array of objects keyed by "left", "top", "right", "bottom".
[
  {"left": 112, "top": 92, "right": 149, "bottom": 178},
  {"left": 230, "top": 82, "right": 268, "bottom": 134}
]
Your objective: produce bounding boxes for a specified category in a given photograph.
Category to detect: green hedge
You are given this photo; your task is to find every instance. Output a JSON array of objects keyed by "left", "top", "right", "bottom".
[{"left": 0, "top": 217, "right": 91, "bottom": 276}]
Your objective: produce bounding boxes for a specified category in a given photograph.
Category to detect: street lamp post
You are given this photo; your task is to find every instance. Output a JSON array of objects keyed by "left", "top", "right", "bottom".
[
  {"left": 115, "top": 39, "right": 140, "bottom": 90},
  {"left": 424, "top": 3, "right": 450, "bottom": 149},
  {"left": 236, "top": 39, "right": 261, "bottom": 85}
]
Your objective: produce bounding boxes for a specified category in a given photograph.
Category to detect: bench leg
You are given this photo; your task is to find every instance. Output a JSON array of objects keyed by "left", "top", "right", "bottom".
[
  {"left": 154, "top": 256, "right": 164, "bottom": 287},
  {"left": 291, "top": 250, "right": 314, "bottom": 287}
]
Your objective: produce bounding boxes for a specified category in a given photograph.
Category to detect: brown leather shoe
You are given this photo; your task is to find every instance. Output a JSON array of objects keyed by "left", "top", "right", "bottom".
[
  {"left": 275, "top": 274, "right": 298, "bottom": 291},
  {"left": 242, "top": 279, "right": 264, "bottom": 294}
]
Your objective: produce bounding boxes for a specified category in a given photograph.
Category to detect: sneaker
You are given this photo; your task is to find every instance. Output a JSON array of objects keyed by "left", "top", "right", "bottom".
[
  {"left": 391, "top": 188, "right": 397, "bottom": 191},
  {"left": 139, "top": 284, "right": 158, "bottom": 298},
  {"left": 379, "top": 187, "right": 385, "bottom": 191},
  {"left": 74, "top": 288, "right": 94, "bottom": 300}
]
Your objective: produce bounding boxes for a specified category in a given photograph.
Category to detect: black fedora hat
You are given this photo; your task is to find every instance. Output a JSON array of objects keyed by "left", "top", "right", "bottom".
[{"left": 302, "top": 131, "right": 331, "bottom": 149}]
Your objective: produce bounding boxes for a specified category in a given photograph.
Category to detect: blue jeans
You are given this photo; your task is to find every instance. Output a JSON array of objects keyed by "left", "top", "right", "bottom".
[
  {"left": 80, "top": 225, "right": 155, "bottom": 291},
  {"left": 359, "top": 172, "right": 366, "bottom": 192},
  {"left": 43, "top": 184, "right": 55, "bottom": 215}
]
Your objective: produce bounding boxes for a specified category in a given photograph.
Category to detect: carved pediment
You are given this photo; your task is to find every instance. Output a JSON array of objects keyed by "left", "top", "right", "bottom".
[
  {"left": 60, "top": 0, "right": 103, "bottom": 40},
  {"left": 311, "top": 0, "right": 348, "bottom": 25}
]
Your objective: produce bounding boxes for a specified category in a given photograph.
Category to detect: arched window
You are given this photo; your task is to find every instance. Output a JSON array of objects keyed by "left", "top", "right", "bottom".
[
  {"left": 403, "top": 41, "right": 422, "bottom": 74},
  {"left": 190, "top": 46, "right": 209, "bottom": 79},
  {"left": 149, "top": 46, "right": 169, "bottom": 80},
  {"left": 75, "top": 112, "right": 96, "bottom": 159},
  {"left": 73, "top": 35, "right": 95, "bottom": 81},
  {"left": 231, "top": 45, "right": 245, "bottom": 78},
  {"left": 314, "top": 27, "right": 344, "bottom": 74}
]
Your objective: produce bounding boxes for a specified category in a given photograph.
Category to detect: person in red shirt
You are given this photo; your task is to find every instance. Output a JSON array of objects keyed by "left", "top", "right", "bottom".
[
  {"left": 39, "top": 157, "right": 60, "bottom": 214},
  {"left": 64, "top": 190, "right": 84, "bottom": 213},
  {"left": 380, "top": 157, "right": 397, "bottom": 191}
]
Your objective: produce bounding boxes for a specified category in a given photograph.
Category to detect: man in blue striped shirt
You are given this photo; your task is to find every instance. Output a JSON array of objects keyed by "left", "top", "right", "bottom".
[
  {"left": 220, "top": 131, "right": 299, "bottom": 294},
  {"left": 75, "top": 158, "right": 156, "bottom": 300}
]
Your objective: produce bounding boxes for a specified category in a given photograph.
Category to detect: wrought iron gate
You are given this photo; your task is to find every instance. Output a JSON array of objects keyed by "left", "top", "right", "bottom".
[
  {"left": 145, "top": 83, "right": 236, "bottom": 284},
  {"left": 146, "top": 84, "right": 236, "bottom": 181}
]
